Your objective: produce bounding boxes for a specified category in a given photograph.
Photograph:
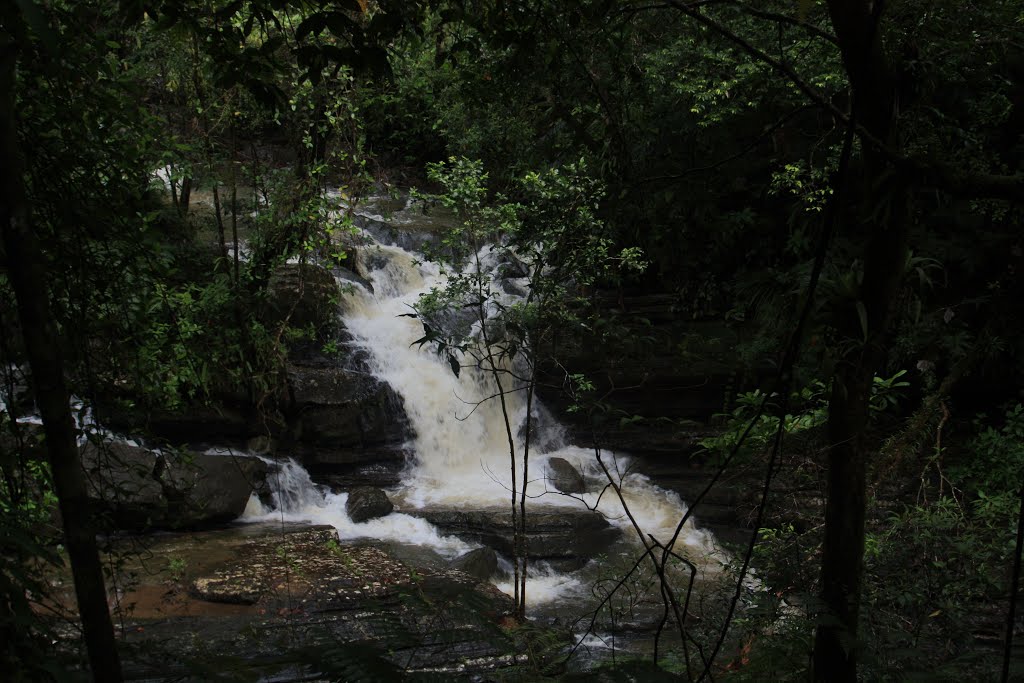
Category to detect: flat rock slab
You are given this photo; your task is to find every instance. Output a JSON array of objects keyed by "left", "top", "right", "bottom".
[
  {"left": 47, "top": 522, "right": 521, "bottom": 681},
  {"left": 188, "top": 525, "right": 411, "bottom": 609},
  {"left": 407, "top": 507, "right": 621, "bottom": 569}
]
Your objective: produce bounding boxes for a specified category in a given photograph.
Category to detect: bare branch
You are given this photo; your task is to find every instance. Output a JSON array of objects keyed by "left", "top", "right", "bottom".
[{"left": 732, "top": 2, "right": 838, "bottom": 45}]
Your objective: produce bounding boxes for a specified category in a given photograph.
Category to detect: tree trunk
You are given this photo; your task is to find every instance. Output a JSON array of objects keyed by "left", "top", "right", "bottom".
[
  {"left": 816, "top": 362, "right": 872, "bottom": 681},
  {"left": 179, "top": 175, "right": 193, "bottom": 214},
  {"left": 814, "top": 3, "right": 907, "bottom": 681},
  {"left": 0, "top": 37, "right": 124, "bottom": 683}
]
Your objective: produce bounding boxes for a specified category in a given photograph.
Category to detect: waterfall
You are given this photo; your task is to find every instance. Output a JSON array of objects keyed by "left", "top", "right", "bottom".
[
  {"left": 246, "top": 198, "right": 720, "bottom": 604},
  {"left": 342, "top": 236, "right": 714, "bottom": 549}
]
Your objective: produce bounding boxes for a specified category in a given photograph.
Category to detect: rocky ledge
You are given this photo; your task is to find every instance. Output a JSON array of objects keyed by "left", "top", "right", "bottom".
[
  {"left": 66, "top": 523, "right": 530, "bottom": 681},
  {"left": 407, "top": 507, "right": 621, "bottom": 571}
]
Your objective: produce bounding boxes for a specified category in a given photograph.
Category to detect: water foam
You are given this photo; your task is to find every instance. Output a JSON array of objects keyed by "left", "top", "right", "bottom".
[{"left": 242, "top": 457, "right": 473, "bottom": 556}]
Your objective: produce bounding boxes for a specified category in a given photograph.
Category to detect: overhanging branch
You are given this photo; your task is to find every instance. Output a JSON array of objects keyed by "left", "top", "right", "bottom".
[{"left": 661, "top": 0, "right": 1024, "bottom": 203}]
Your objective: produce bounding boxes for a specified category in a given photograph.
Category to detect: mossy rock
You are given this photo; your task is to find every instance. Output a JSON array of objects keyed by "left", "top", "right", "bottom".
[{"left": 264, "top": 262, "right": 341, "bottom": 336}]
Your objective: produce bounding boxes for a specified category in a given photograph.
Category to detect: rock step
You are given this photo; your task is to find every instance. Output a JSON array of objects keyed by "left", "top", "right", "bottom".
[
  {"left": 406, "top": 507, "right": 621, "bottom": 570},
  {"left": 106, "top": 521, "right": 518, "bottom": 681}
]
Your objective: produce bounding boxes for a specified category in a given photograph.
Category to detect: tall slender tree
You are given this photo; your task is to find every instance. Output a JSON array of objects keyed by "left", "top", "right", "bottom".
[
  {"left": 812, "top": 2, "right": 904, "bottom": 677},
  {"left": 0, "top": 7, "right": 123, "bottom": 680}
]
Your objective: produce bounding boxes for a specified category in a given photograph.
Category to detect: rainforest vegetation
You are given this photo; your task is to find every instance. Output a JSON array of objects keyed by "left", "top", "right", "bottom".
[{"left": 1, "top": 1, "right": 1023, "bottom": 681}]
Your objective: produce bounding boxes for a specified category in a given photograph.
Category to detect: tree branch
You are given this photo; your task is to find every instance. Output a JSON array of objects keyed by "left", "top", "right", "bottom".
[
  {"left": 731, "top": 1, "right": 839, "bottom": 45},
  {"left": 661, "top": 0, "right": 1024, "bottom": 203}
]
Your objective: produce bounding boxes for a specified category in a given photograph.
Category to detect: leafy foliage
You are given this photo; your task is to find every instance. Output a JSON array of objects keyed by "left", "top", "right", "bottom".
[{"left": 412, "top": 156, "right": 645, "bottom": 375}]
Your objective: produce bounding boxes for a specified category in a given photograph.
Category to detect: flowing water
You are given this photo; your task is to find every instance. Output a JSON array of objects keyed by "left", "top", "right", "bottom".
[{"left": 244, "top": 197, "right": 723, "bottom": 611}]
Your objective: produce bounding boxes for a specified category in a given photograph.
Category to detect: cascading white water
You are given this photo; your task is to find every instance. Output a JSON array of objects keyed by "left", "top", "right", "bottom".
[
  {"left": 343, "top": 240, "right": 715, "bottom": 547},
  {"left": 246, "top": 204, "right": 722, "bottom": 604},
  {"left": 244, "top": 455, "right": 474, "bottom": 556}
]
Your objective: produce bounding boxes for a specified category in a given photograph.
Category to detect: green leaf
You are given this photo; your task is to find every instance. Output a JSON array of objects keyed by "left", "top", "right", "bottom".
[
  {"left": 295, "top": 13, "right": 328, "bottom": 40},
  {"left": 324, "top": 11, "right": 361, "bottom": 38}
]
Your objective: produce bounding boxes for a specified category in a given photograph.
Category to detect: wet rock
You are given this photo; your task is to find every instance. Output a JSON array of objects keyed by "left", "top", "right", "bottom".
[
  {"left": 346, "top": 486, "right": 394, "bottom": 523},
  {"left": 191, "top": 575, "right": 265, "bottom": 605},
  {"left": 409, "top": 507, "right": 620, "bottom": 570},
  {"left": 354, "top": 205, "right": 454, "bottom": 254},
  {"left": 162, "top": 451, "right": 268, "bottom": 527},
  {"left": 286, "top": 362, "right": 408, "bottom": 450},
  {"left": 80, "top": 442, "right": 164, "bottom": 526},
  {"left": 246, "top": 435, "right": 276, "bottom": 455},
  {"left": 268, "top": 267, "right": 410, "bottom": 475},
  {"left": 264, "top": 262, "right": 341, "bottom": 333},
  {"left": 311, "top": 450, "right": 410, "bottom": 488},
  {"left": 101, "top": 521, "right": 520, "bottom": 680},
  {"left": 547, "top": 457, "right": 585, "bottom": 494},
  {"left": 284, "top": 357, "right": 410, "bottom": 486},
  {"left": 359, "top": 248, "right": 390, "bottom": 274},
  {"left": 451, "top": 547, "right": 499, "bottom": 581},
  {"left": 287, "top": 361, "right": 363, "bottom": 406},
  {"left": 80, "top": 441, "right": 267, "bottom": 530},
  {"left": 183, "top": 525, "right": 415, "bottom": 608},
  {"left": 333, "top": 265, "right": 374, "bottom": 296}
]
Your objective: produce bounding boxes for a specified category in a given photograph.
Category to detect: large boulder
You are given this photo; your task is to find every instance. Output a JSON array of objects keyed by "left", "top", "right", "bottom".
[
  {"left": 345, "top": 486, "right": 394, "bottom": 523},
  {"left": 450, "top": 547, "right": 499, "bottom": 581},
  {"left": 162, "top": 451, "right": 268, "bottom": 527},
  {"left": 264, "top": 263, "right": 341, "bottom": 333},
  {"left": 80, "top": 442, "right": 165, "bottom": 527},
  {"left": 280, "top": 332, "right": 410, "bottom": 480},
  {"left": 333, "top": 265, "right": 373, "bottom": 297},
  {"left": 546, "top": 457, "right": 585, "bottom": 494},
  {"left": 286, "top": 360, "right": 409, "bottom": 456},
  {"left": 408, "top": 507, "right": 621, "bottom": 570},
  {"left": 80, "top": 441, "right": 267, "bottom": 530}
]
